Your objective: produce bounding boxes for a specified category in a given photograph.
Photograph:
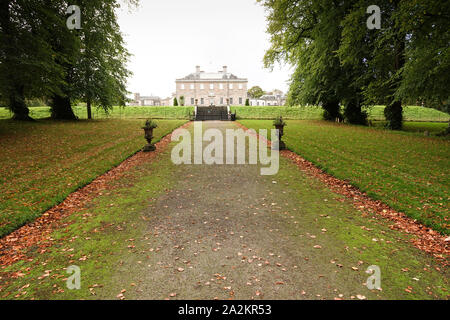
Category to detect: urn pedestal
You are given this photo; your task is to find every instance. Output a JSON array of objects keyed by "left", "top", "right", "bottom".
[
  {"left": 273, "top": 124, "right": 286, "bottom": 150},
  {"left": 143, "top": 127, "right": 156, "bottom": 152}
]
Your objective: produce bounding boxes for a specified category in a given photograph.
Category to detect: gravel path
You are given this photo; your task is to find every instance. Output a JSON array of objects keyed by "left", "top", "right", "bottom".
[{"left": 116, "top": 122, "right": 388, "bottom": 300}]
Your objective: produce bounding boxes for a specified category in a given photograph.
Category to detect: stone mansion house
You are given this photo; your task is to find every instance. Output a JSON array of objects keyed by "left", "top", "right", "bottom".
[{"left": 176, "top": 66, "right": 248, "bottom": 106}]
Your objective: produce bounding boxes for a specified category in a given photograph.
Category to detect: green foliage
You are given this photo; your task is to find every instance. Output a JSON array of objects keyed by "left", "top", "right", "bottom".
[
  {"left": 273, "top": 115, "right": 286, "bottom": 126},
  {"left": 395, "top": 1, "right": 450, "bottom": 114},
  {"left": 248, "top": 86, "right": 265, "bottom": 99},
  {"left": 339, "top": 0, "right": 406, "bottom": 129},
  {"left": 173, "top": 98, "right": 179, "bottom": 106},
  {"left": 0, "top": 0, "right": 68, "bottom": 120},
  {"left": 436, "top": 126, "right": 450, "bottom": 137},
  {"left": 260, "top": 0, "right": 450, "bottom": 129},
  {"left": 245, "top": 98, "right": 250, "bottom": 106},
  {"left": 0, "top": 1, "right": 134, "bottom": 120},
  {"left": 64, "top": 0, "right": 132, "bottom": 119},
  {"left": 261, "top": 0, "right": 364, "bottom": 125},
  {"left": 143, "top": 119, "right": 158, "bottom": 129}
]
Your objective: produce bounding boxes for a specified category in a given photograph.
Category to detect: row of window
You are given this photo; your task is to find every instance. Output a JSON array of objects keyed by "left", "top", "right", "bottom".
[
  {"left": 188, "top": 97, "right": 244, "bottom": 105},
  {"left": 180, "top": 83, "right": 244, "bottom": 90}
]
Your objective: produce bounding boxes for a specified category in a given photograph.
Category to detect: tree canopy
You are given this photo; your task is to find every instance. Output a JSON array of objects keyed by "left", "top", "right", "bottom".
[
  {"left": 0, "top": 0, "right": 136, "bottom": 120},
  {"left": 259, "top": 0, "right": 450, "bottom": 129},
  {"left": 248, "top": 86, "right": 265, "bottom": 99}
]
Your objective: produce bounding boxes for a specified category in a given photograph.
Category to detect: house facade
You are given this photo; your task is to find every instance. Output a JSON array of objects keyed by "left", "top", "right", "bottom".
[
  {"left": 130, "top": 93, "right": 161, "bottom": 106},
  {"left": 160, "top": 95, "right": 175, "bottom": 106},
  {"left": 176, "top": 66, "right": 248, "bottom": 106},
  {"left": 250, "top": 93, "right": 286, "bottom": 106}
]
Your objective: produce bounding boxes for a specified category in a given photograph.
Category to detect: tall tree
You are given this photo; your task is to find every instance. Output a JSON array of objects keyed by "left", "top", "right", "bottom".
[
  {"left": 48, "top": 0, "right": 133, "bottom": 120},
  {"left": 74, "top": 0, "right": 131, "bottom": 119},
  {"left": 45, "top": 0, "right": 80, "bottom": 120},
  {"left": 340, "top": 0, "right": 407, "bottom": 129},
  {"left": 0, "top": 0, "right": 65, "bottom": 120},
  {"left": 395, "top": 0, "right": 450, "bottom": 115},
  {"left": 259, "top": 0, "right": 367, "bottom": 124}
]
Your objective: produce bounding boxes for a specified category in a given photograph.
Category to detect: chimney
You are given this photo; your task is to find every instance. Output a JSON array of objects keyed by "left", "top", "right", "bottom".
[
  {"left": 196, "top": 66, "right": 201, "bottom": 73},
  {"left": 223, "top": 66, "right": 228, "bottom": 74}
]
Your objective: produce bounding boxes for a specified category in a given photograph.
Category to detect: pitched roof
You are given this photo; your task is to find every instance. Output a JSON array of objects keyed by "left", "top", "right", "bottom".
[
  {"left": 259, "top": 95, "right": 278, "bottom": 101},
  {"left": 139, "top": 96, "right": 160, "bottom": 100},
  {"left": 177, "top": 71, "right": 246, "bottom": 81}
]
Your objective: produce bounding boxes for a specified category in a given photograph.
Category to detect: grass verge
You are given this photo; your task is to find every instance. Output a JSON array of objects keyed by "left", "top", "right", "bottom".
[
  {"left": 0, "top": 119, "right": 186, "bottom": 237},
  {"left": 238, "top": 120, "right": 449, "bottom": 234},
  {"left": 0, "top": 145, "right": 179, "bottom": 299}
]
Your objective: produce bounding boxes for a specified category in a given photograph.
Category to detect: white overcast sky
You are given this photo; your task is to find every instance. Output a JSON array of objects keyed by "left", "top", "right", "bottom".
[{"left": 117, "top": 0, "right": 292, "bottom": 98}]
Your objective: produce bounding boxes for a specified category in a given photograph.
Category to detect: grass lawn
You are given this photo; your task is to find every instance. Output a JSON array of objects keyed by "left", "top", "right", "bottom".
[
  {"left": 0, "top": 119, "right": 186, "bottom": 238},
  {"left": 373, "top": 121, "right": 448, "bottom": 134},
  {"left": 1, "top": 105, "right": 448, "bottom": 122},
  {"left": 233, "top": 105, "right": 448, "bottom": 122},
  {"left": 368, "top": 106, "right": 449, "bottom": 122},
  {"left": 238, "top": 120, "right": 450, "bottom": 234},
  {"left": 0, "top": 122, "right": 447, "bottom": 300},
  {"left": 0, "top": 106, "right": 194, "bottom": 120},
  {"left": 232, "top": 106, "right": 324, "bottom": 120},
  {"left": 0, "top": 144, "right": 181, "bottom": 299}
]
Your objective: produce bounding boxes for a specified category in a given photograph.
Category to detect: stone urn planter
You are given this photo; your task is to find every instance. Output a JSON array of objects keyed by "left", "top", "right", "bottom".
[
  {"left": 142, "top": 119, "right": 158, "bottom": 152},
  {"left": 273, "top": 116, "right": 286, "bottom": 150}
]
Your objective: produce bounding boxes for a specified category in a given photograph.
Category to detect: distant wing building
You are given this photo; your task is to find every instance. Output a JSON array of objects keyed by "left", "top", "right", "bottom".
[
  {"left": 250, "top": 93, "right": 286, "bottom": 106},
  {"left": 131, "top": 93, "right": 161, "bottom": 106},
  {"left": 176, "top": 66, "right": 248, "bottom": 106}
]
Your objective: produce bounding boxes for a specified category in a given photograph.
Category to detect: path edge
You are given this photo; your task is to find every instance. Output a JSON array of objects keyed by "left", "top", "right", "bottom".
[{"left": 235, "top": 122, "right": 449, "bottom": 265}]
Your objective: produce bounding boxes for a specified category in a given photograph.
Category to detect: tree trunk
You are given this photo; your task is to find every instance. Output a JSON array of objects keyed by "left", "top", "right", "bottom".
[
  {"left": 50, "top": 95, "right": 77, "bottom": 120},
  {"left": 87, "top": 98, "right": 92, "bottom": 119},
  {"left": 322, "top": 100, "right": 342, "bottom": 121},
  {"left": 384, "top": 40, "right": 405, "bottom": 130},
  {"left": 10, "top": 85, "right": 33, "bottom": 121},
  {"left": 384, "top": 100, "right": 403, "bottom": 130},
  {"left": 385, "top": 1, "right": 405, "bottom": 130},
  {"left": 1, "top": 0, "right": 32, "bottom": 121},
  {"left": 344, "top": 98, "right": 367, "bottom": 125}
]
